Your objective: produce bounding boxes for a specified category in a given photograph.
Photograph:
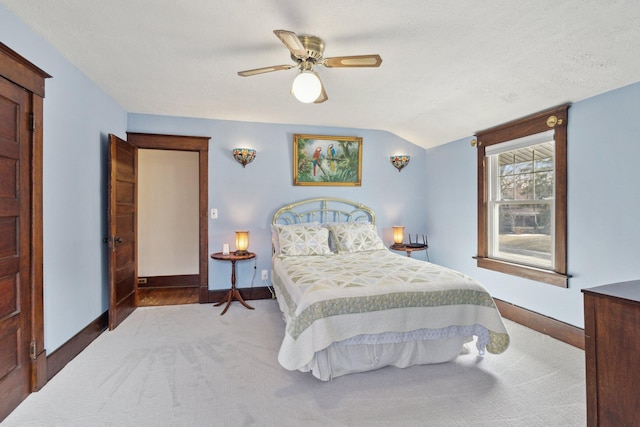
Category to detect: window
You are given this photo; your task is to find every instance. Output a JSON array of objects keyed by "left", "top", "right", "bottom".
[
  {"left": 475, "top": 104, "right": 569, "bottom": 287},
  {"left": 488, "top": 133, "right": 555, "bottom": 269}
]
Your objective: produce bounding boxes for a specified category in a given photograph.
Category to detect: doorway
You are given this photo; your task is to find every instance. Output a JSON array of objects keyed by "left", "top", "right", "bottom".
[
  {"left": 137, "top": 148, "right": 200, "bottom": 301},
  {"left": 127, "top": 132, "right": 210, "bottom": 306}
]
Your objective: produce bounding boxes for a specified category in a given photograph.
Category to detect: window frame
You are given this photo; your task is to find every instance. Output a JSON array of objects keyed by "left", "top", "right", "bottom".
[
  {"left": 475, "top": 104, "right": 570, "bottom": 287},
  {"left": 487, "top": 134, "right": 555, "bottom": 269}
]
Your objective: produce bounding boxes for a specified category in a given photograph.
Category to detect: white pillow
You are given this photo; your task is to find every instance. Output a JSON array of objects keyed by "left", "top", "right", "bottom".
[
  {"left": 326, "top": 222, "right": 385, "bottom": 253},
  {"left": 271, "top": 222, "right": 319, "bottom": 254},
  {"left": 321, "top": 221, "right": 370, "bottom": 252},
  {"left": 272, "top": 223, "right": 332, "bottom": 256}
]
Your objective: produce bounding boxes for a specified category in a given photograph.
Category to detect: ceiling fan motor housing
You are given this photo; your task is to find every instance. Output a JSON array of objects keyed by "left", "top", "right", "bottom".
[{"left": 291, "top": 35, "right": 325, "bottom": 63}]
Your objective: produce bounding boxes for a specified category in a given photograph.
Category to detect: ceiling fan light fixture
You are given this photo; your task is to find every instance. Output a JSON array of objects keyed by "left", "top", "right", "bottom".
[
  {"left": 292, "top": 71, "right": 322, "bottom": 103},
  {"left": 238, "top": 30, "right": 381, "bottom": 103}
]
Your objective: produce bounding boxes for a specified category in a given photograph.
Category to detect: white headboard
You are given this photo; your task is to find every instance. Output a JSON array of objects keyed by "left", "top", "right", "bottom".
[{"left": 272, "top": 197, "right": 376, "bottom": 225}]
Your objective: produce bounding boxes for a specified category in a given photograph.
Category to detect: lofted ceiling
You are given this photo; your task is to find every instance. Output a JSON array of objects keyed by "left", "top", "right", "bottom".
[{"left": 2, "top": 0, "right": 640, "bottom": 149}]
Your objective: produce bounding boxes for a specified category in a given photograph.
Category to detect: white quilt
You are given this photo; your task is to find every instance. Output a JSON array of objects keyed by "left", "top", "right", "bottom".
[{"left": 272, "top": 249, "right": 510, "bottom": 371}]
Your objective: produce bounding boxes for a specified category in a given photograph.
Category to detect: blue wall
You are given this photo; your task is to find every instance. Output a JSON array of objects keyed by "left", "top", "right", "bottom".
[
  {"left": 425, "top": 82, "right": 640, "bottom": 328},
  {"left": 1, "top": 5, "right": 128, "bottom": 351},
  {"left": 127, "top": 115, "right": 427, "bottom": 291}
]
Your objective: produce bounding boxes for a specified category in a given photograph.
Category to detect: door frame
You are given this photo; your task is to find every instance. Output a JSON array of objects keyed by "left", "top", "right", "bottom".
[
  {"left": 126, "top": 132, "right": 210, "bottom": 302},
  {"left": 0, "top": 44, "right": 49, "bottom": 397}
]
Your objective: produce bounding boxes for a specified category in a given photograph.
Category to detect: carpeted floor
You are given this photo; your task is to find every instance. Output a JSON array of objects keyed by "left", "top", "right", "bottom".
[{"left": 4, "top": 300, "right": 586, "bottom": 426}]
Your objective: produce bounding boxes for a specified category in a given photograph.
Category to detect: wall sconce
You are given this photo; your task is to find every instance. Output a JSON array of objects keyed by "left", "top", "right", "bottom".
[
  {"left": 233, "top": 148, "right": 256, "bottom": 167},
  {"left": 390, "top": 155, "right": 410, "bottom": 172},
  {"left": 235, "top": 231, "right": 249, "bottom": 255},
  {"left": 392, "top": 226, "right": 405, "bottom": 244}
]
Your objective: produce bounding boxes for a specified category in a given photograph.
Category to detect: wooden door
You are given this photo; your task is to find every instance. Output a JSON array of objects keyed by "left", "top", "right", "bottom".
[
  {"left": 107, "top": 134, "right": 137, "bottom": 329},
  {"left": 0, "top": 76, "right": 32, "bottom": 419}
]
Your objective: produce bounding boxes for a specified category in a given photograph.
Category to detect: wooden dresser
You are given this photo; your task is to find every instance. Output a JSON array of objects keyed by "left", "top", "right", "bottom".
[{"left": 582, "top": 280, "right": 640, "bottom": 427}]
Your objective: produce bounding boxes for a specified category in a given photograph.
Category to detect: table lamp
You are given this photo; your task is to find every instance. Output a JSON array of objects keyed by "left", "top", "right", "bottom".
[
  {"left": 392, "top": 226, "right": 405, "bottom": 244},
  {"left": 235, "top": 231, "right": 249, "bottom": 255}
]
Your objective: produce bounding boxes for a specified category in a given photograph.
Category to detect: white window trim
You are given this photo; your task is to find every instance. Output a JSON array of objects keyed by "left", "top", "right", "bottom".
[{"left": 486, "top": 135, "right": 556, "bottom": 269}]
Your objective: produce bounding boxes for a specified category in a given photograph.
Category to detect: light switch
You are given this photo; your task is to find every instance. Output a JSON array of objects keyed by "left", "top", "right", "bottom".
[{"left": 211, "top": 208, "right": 218, "bottom": 219}]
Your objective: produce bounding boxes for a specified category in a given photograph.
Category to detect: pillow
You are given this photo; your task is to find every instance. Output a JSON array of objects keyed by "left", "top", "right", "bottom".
[
  {"left": 272, "top": 223, "right": 332, "bottom": 256},
  {"left": 321, "top": 221, "right": 371, "bottom": 252},
  {"left": 271, "top": 222, "right": 319, "bottom": 254},
  {"left": 327, "top": 222, "right": 385, "bottom": 253},
  {"left": 321, "top": 222, "right": 344, "bottom": 252}
]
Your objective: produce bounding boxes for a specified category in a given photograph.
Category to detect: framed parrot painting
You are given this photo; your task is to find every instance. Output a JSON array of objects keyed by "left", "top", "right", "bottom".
[{"left": 293, "top": 134, "right": 362, "bottom": 186}]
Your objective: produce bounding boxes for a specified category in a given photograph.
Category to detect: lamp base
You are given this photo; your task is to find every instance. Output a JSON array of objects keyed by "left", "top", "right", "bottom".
[{"left": 234, "top": 250, "right": 249, "bottom": 256}]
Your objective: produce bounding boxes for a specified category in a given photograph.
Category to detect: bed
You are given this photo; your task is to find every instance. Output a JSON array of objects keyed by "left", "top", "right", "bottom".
[{"left": 271, "top": 197, "right": 509, "bottom": 380}]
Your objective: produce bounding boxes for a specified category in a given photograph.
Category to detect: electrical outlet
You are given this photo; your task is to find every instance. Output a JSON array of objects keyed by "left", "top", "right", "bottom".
[
  {"left": 210, "top": 208, "right": 218, "bottom": 219},
  {"left": 261, "top": 270, "right": 268, "bottom": 280}
]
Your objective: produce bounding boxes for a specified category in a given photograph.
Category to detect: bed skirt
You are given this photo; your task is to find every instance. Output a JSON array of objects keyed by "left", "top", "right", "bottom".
[{"left": 299, "top": 335, "right": 471, "bottom": 381}]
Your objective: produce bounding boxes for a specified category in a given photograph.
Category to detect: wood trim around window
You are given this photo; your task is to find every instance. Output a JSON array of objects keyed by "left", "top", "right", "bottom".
[{"left": 475, "top": 104, "right": 570, "bottom": 287}]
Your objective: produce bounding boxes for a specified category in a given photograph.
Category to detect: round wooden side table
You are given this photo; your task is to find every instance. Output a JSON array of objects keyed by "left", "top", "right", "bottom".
[
  {"left": 389, "top": 243, "right": 429, "bottom": 259},
  {"left": 210, "top": 251, "right": 255, "bottom": 315}
]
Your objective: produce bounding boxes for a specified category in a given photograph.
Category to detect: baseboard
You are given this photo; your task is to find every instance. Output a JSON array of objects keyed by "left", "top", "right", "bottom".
[
  {"left": 494, "top": 298, "right": 585, "bottom": 350},
  {"left": 207, "top": 286, "right": 274, "bottom": 303},
  {"left": 46, "top": 311, "right": 108, "bottom": 380},
  {"left": 137, "top": 274, "right": 199, "bottom": 288}
]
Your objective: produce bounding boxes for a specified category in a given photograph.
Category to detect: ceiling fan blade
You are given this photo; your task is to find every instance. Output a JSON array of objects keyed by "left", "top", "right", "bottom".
[
  {"left": 314, "top": 77, "right": 328, "bottom": 104},
  {"left": 322, "top": 54, "right": 383, "bottom": 68},
  {"left": 237, "top": 64, "right": 294, "bottom": 77},
  {"left": 273, "top": 29, "right": 307, "bottom": 58}
]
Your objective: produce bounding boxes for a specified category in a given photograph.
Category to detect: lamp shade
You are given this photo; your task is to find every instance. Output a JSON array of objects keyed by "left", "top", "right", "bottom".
[
  {"left": 292, "top": 71, "right": 322, "bottom": 103},
  {"left": 235, "top": 231, "right": 249, "bottom": 255},
  {"left": 232, "top": 148, "right": 256, "bottom": 167},
  {"left": 392, "top": 226, "right": 405, "bottom": 244},
  {"left": 390, "top": 155, "right": 410, "bottom": 172}
]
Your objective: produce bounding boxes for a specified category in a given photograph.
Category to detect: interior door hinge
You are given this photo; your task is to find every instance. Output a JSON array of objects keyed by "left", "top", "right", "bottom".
[
  {"left": 30, "top": 340, "right": 37, "bottom": 360},
  {"left": 29, "top": 113, "right": 36, "bottom": 131}
]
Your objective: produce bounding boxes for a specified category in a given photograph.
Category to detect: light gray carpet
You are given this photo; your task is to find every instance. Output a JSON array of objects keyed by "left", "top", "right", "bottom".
[{"left": 4, "top": 300, "right": 586, "bottom": 426}]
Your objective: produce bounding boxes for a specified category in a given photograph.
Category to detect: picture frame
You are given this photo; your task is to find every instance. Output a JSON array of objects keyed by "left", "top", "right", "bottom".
[{"left": 293, "top": 134, "right": 362, "bottom": 186}]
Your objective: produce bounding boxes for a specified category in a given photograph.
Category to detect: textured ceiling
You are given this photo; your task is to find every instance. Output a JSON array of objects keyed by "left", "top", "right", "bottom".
[{"left": 3, "top": 0, "right": 640, "bottom": 149}]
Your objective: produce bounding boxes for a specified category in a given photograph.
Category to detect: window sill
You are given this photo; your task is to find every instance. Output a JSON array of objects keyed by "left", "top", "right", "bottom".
[{"left": 474, "top": 256, "right": 569, "bottom": 288}]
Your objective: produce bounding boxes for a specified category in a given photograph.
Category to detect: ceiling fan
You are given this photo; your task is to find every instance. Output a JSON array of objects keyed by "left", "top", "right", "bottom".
[{"left": 237, "top": 29, "right": 382, "bottom": 104}]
